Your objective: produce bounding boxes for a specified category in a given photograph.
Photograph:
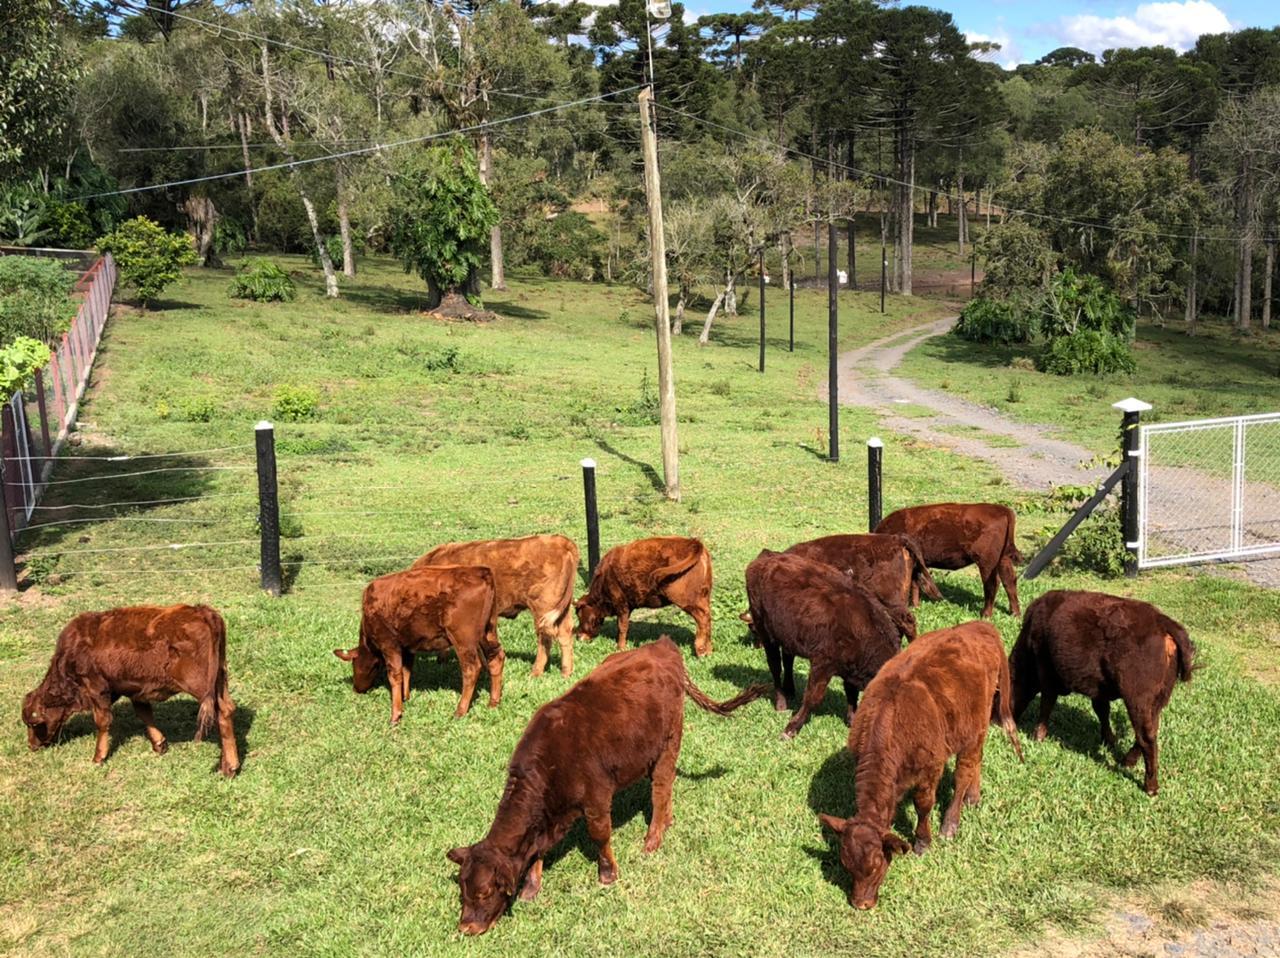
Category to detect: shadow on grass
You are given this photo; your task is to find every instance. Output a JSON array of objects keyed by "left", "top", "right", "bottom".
[
  {"left": 711, "top": 661, "right": 850, "bottom": 722},
  {"left": 340, "top": 282, "right": 428, "bottom": 315},
  {"left": 593, "top": 438, "right": 665, "bottom": 495},
  {"left": 56, "top": 698, "right": 256, "bottom": 773},
  {"left": 488, "top": 300, "right": 549, "bottom": 321},
  {"left": 1019, "top": 697, "right": 1144, "bottom": 791},
  {"left": 542, "top": 778, "right": 653, "bottom": 875}
]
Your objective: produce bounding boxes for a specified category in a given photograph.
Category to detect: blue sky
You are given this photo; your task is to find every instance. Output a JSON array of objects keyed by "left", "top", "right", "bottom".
[{"left": 677, "top": 0, "right": 1278, "bottom": 68}]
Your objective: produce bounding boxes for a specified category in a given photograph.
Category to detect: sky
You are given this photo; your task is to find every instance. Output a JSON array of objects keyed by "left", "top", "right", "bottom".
[{"left": 673, "top": 0, "right": 1278, "bottom": 69}]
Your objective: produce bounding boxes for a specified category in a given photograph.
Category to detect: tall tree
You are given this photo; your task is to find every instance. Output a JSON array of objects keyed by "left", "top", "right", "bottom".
[{"left": 1, "top": 0, "right": 78, "bottom": 178}]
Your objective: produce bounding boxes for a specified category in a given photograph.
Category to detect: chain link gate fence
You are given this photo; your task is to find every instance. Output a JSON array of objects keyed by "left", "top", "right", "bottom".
[{"left": 1138, "top": 412, "right": 1280, "bottom": 568}]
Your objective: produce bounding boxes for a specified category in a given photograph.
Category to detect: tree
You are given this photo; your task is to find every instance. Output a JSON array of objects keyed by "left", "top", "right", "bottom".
[
  {"left": 1, "top": 0, "right": 77, "bottom": 178},
  {"left": 97, "top": 216, "right": 198, "bottom": 308},
  {"left": 386, "top": 139, "right": 498, "bottom": 314},
  {"left": 1034, "top": 47, "right": 1095, "bottom": 70}
]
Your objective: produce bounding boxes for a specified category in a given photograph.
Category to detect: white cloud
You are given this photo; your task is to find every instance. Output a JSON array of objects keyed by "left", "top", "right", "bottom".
[
  {"left": 1053, "top": 0, "right": 1232, "bottom": 54},
  {"left": 966, "top": 30, "right": 1025, "bottom": 69}
]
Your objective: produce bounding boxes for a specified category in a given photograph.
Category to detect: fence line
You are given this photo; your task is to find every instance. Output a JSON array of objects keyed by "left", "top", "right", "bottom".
[{"left": 0, "top": 254, "right": 118, "bottom": 540}]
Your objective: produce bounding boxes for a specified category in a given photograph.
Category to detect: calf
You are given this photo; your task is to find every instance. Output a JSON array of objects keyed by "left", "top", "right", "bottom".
[
  {"left": 875, "top": 502, "right": 1023, "bottom": 618},
  {"left": 575, "top": 536, "right": 713, "bottom": 656},
  {"left": 745, "top": 550, "right": 915, "bottom": 740},
  {"left": 21, "top": 604, "right": 239, "bottom": 777},
  {"left": 334, "top": 565, "right": 503, "bottom": 724},
  {"left": 818, "top": 622, "right": 1022, "bottom": 909},
  {"left": 414, "top": 534, "right": 579, "bottom": 677},
  {"left": 446, "top": 636, "right": 768, "bottom": 935},
  {"left": 785, "top": 532, "right": 941, "bottom": 609},
  {"left": 1010, "top": 589, "right": 1195, "bottom": 796}
]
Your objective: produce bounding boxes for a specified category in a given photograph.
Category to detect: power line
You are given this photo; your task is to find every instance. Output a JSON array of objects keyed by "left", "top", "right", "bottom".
[{"left": 73, "top": 87, "right": 642, "bottom": 201}]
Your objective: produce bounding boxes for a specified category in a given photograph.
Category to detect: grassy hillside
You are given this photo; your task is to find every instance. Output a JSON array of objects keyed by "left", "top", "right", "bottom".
[{"left": 1, "top": 258, "right": 1277, "bottom": 957}]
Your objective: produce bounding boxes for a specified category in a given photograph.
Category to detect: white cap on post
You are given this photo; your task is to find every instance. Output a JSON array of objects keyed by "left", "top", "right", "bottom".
[
  {"left": 256, "top": 420, "right": 274, "bottom": 430},
  {"left": 867, "top": 437, "right": 884, "bottom": 448},
  {"left": 1111, "top": 398, "right": 1152, "bottom": 413},
  {"left": 580, "top": 458, "right": 596, "bottom": 469}
]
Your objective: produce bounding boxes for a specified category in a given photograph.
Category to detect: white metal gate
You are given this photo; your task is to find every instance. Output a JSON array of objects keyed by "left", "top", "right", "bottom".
[{"left": 1138, "top": 412, "right": 1280, "bottom": 568}]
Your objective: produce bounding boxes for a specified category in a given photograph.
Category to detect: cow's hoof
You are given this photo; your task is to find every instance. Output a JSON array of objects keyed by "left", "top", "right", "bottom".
[
  {"left": 940, "top": 823, "right": 958, "bottom": 840},
  {"left": 1033, "top": 725, "right": 1048, "bottom": 743},
  {"left": 219, "top": 763, "right": 240, "bottom": 778},
  {"left": 598, "top": 866, "right": 617, "bottom": 886},
  {"left": 643, "top": 835, "right": 663, "bottom": 854},
  {"left": 1144, "top": 782, "right": 1159, "bottom": 797},
  {"left": 152, "top": 740, "right": 169, "bottom": 756},
  {"left": 779, "top": 729, "right": 797, "bottom": 742},
  {"left": 913, "top": 839, "right": 930, "bottom": 855}
]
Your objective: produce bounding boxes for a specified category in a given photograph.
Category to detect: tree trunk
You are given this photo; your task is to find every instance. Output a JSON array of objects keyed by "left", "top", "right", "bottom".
[
  {"left": 673, "top": 287, "right": 685, "bottom": 335},
  {"left": 957, "top": 161, "right": 968, "bottom": 254},
  {"left": 893, "top": 124, "right": 914, "bottom": 296},
  {"left": 1185, "top": 227, "right": 1199, "bottom": 336},
  {"left": 1264, "top": 238, "right": 1275, "bottom": 331},
  {"left": 299, "top": 187, "right": 339, "bottom": 299},
  {"left": 724, "top": 269, "right": 738, "bottom": 316},
  {"left": 1236, "top": 163, "right": 1255, "bottom": 330},
  {"left": 698, "top": 288, "right": 727, "bottom": 345},
  {"left": 479, "top": 133, "right": 506, "bottom": 291},
  {"left": 780, "top": 233, "right": 791, "bottom": 288},
  {"left": 182, "top": 196, "right": 220, "bottom": 268},
  {"left": 336, "top": 165, "right": 356, "bottom": 278}
]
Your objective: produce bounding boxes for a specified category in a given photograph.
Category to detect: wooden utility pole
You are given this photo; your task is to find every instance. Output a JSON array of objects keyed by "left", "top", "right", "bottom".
[{"left": 638, "top": 87, "right": 680, "bottom": 501}]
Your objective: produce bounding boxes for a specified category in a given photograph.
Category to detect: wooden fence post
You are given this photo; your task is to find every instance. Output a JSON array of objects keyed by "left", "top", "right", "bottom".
[{"left": 1114, "top": 398, "right": 1151, "bottom": 578}]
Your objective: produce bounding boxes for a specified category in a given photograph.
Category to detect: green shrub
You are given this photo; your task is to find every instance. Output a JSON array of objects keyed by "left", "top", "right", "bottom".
[
  {"left": 44, "top": 201, "right": 95, "bottom": 249},
  {"left": 422, "top": 345, "right": 461, "bottom": 372},
  {"left": 229, "top": 259, "right": 296, "bottom": 303},
  {"left": 613, "top": 370, "right": 660, "bottom": 426},
  {"left": 0, "top": 256, "right": 75, "bottom": 345},
  {"left": 273, "top": 384, "right": 320, "bottom": 422},
  {"left": 524, "top": 212, "right": 606, "bottom": 281},
  {"left": 0, "top": 336, "right": 51, "bottom": 400},
  {"left": 954, "top": 297, "right": 1036, "bottom": 345},
  {"left": 1037, "top": 329, "right": 1137, "bottom": 375},
  {"left": 214, "top": 219, "right": 248, "bottom": 257},
  {"left": 1057, "top": 506, "right": 1127, "bottom": 577},
  {"left": 1006, "top": 378, "right": 1024, "bottom": 403},
  {"left": 310, "top": 234, "right": 361, "bottom": 270},
  {"left": 97, "top": 216, "right": 197, "bottom": 308}
]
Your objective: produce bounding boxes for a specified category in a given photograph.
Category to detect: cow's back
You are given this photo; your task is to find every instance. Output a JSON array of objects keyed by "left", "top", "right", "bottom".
[
  {"left": 415, "top": 535, "right": 577, "bottom": 615},
  {"left": 876, "top": 503, "right": 1015, "bottom": 565},
  {"left": 785, "top": 534, "right": 913, "bottom": 606},
  {"left": 365, "top": 565, "right": 495, "bottom": 648},
  {"left": 60, "top": 604, "right": 222, "bottom": 683},
  {"left": 599, "top": 536, "right": 706, "bottom": 601}
]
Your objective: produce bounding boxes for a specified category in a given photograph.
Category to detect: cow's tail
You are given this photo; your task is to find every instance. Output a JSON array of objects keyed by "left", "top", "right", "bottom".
[
  {"left": 1167, "top": 620, "right": 1197, "bottom": 683},
  {"left": 995, "top": 653, "right": 1024, "bottom": 763},
  {"left": 683, "top": 665, "right": 770, "bottom": 717},
  {"left": 195, "top": 606, "right": 227, "bottom": 743},
  {"left": 1004, "top": 511, "right": 1025, "bottom": 565},
  {"left": 886, "top": 603, "right": 917, "bottom": 643},
  {"left": 651, "top": 543, "right": 704, "bottom": 587},
  {"left": 542, "top": 541, "right": 580, "bottom": 635},
  {"left": 901, "top": 535, "right": 942, "bottom": 601}
]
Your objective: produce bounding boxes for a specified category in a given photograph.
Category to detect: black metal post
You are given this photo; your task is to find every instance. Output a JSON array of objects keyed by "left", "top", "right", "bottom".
[
  {"left": 788, "top": 270, "right": 795, "bottom": 353},
  {"left": 0, "top": 469, "right": 17, "bottom": 591},
  {"left": 255, "top": 421, "right": 282, "bottom": 596},
  {"left": 1114, "top": 398, "right": 1150, "bottom": 578},
  {"left": 848, "top": 214, "right": 857, "bottom": 289},
  {"left": 867, "top": 438, "right": 883, "bottom": 532},
  {"left": 880, "top": 241, "right": 887, "bottom": 314},
  {"left": 758, "top": 250, "right": 766, "bottom": 373},
  {"left": 828, "top": 221, "right": 839, "bottom": 463},
  {"left": 581, "top": 457, "right": 600, "bottom": 578},
  {"left": 971, "top": 249, "right": 976, "bottom": 298}
]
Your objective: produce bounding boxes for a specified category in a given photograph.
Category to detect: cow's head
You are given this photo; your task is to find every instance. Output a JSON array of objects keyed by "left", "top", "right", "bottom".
[
  {"left": 818, "top": 814, "right": 911, "bottom": 909},
  {"left": 446, "top": 842, "right": 519, "bottom": 936},
  {"left": 22, "top": 686, "right": 72, "bottom": 751},
  {"left": 333, "top": 644, "right": 382, "bottom": 693},
  {"left": 573, "top": 596, "right": 603, "bottom": 641}
]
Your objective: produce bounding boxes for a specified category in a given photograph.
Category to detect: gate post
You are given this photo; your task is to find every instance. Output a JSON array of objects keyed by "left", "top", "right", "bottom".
[{"left": 1113, "top": 398, "right": 1152, "bottom": 578}]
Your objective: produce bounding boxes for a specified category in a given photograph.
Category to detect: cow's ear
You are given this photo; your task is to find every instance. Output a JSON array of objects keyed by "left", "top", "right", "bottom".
[
  {"left": 446, "top": 846, "right": 471, "bottom": 866},
  {"left": 881, "top": 833, "right": 911, "bottom": 859},
  {"left": 817, "top": 813, "right": 848, "bottom": 835},
  {"left": 333, "top": 648, "right": 357, "bottom": 662}
]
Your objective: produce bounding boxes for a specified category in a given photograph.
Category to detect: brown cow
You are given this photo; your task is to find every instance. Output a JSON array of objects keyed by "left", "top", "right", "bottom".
[
  {"left": 334, "top": 565, "right": 503, "bottom": 724},
  {"left": 785, "top": 532, "right": 942, "bottom": 609},
  {"left": 818, "top": 622, "right": 1022, "bottom": 909},
  {"left": 745, "top": 550, "right": 916, "bottom": 740},
  {"left": 414, "top": 534, "right": 579, "bottom": 677},
  {"left": 21, "top": 604, "right": 240, "bottom": 777},
  {"left": 575, "top": 536, "right": 713, "bottom": 656},
  {"left": 446, "top": 635, "right": 768, "bottom": 935},
  {"left": 1010, "top": 590, "right": 1196, "bottom": 796},
  {"left": 875, "top": 502, "right": 1023, "bottom": 618}
]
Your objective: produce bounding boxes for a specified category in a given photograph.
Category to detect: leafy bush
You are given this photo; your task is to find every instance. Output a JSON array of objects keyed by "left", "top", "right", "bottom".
[
  {"left": 97, "top": 216, "right": 197, "bottom": 308},
  {"left": 524, "top": 212, "right": 606, "bottom": 281},
  {"left": 422, "top": 345, "right": 461, "bottom": 372},
  {"left": 229, "top": 259, "right": 296, "bottom": 303},
  {"left": 1038, "top": 329, "right": 1137, "bottom": 375},
  {"left": 613, "top": 370, "right": 660, "bottom": 426},
  {"left": 156, "top": 396, "right": 217, "bottom": 422},
  {"left": 976, "top": 219, "right": 1056, "bottom": 299},
  {"left": 954, "top": 297, "right": 1036, "bottom": 345},
  {"left": 0, "top": 256, "right": 75, "bottom": 345},
  {"left": 43, "top": 201, "right": 95, "bottom": 249},
  {"left": 214, "top": 219, "right": 248, "bottom": 257},
  {"left": 310, "top": 234, "right": 362, "bottom": 270},
  {"left": 0, "top": 336, "right": 51, "bottom": 400},
  {"left": 273, "top": 384, "right": 320, "bottom": 422},
  {"left": 1057, "top": 506, "right": 1127, "bottom": 577}
]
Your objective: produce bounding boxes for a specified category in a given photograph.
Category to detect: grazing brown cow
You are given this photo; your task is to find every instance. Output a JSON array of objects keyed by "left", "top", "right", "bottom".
[
  {"left": 21, "top": 604, "right": 240, "bottom": 777},
  {"left": 875, "top": 502, "right": 1023, "bottom": 618},
  {"left": 575, "top": 536, "right": 714, "bottom": 656},
  {"left": 446, "top": 635, "right": 768, "bottom": 935},
  {"left": 334, "top": 565, "right": 502, "bottom": 724},
  {"left": 414, "top": 534, "right": 579, "bottom": 677},
  {"left": 1010, "top": 590, "right": 1195, "bottom": 796},
  {"left": 785, "top": 532, "right": 942, "bottom": 609},
  {"left": 818, "top": 622, "right": 1022, "bottom": 909},
  {"left": 745, "top": 550, "right": 916, "bottom": 740}
]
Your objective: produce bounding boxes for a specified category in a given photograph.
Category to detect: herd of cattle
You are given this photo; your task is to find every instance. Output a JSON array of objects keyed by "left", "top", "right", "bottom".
[{"left": 19, "top": 501, "right": 1198, "bottom": 932}]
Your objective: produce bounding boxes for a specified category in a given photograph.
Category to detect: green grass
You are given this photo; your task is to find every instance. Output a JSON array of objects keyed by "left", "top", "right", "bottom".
[
  {"left": 2, "top": 257, "right": 1278, "bottom": 956},
  {"left": 897, "top": 317, "right": 1280, "bottom": 456}
]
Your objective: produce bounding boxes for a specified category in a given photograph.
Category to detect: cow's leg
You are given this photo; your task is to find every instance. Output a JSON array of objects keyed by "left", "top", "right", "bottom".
[
  {"left": 1009, "top": 646, "right": 1038, "bottom": 722},
  {"left": 763, "top": 640, "right": 787, "bottom": 712},
  {"left": 484, "top": 644, "right": 505, "bottom": 709},
  {"left": 1034, "top": 691, "right": 1058, "bottom": 742},
  {"left": 782, "top": 664, "right": 831, "bottom": 740},
  {"left": 1121, "top": 698, "right": 1162, "bottom": 796},
  {"left": 555, "top": 612, "right": 574, "bottom": 677},
  {"left": 401, "top": 652, "right": 414, "bottom": 702},
  {"left": 912, "top": 768, "right": 942, "bottom": 853},
  {"left": 644, "top": 728, "right": 682, "bottom": 853},
  {"left": 531, "top": 613, "right": 551, "bottom": 678},
  {"left": 1092, "top": 696, "right": 1117, "bottom": 750},
  {"left": 997, "top": 556, "right": 1021, "bottom": 617},
  {"left": 131, "top": 699, "right": 168, "bottom": 755},
  {"left": 782, "top": 653, "right": 797, "bottom": 699},
  {"left": 977, "top": 559, "right": 999, "bottom": 619},
  {"left": 842, "top": 678, "right": 859, "bottom": 727},
  {"left": 91, "top": 701, "right": 113, "bottom": 765},
  {"left": 519, "top": 858, "right": 544, "bottom": 902},
  {"left": 454, "top": 645, "right": 482, "bottom": 718},
  {"left": 942, "top": 744, "right": 984, "bottom": 839},
  {"left": 686, "top": 602, "right": 713, "bottom": 658},
  {"left": 586, "top": 805, "right": 618, "bottom": 885},
  {"left": 216, "top": 687, "right": 240, "bottom": 778},
  {"left": 910, "top": 579, "right": 920, "bottom": 608},
  {"left": 615, "top": 608, "right": 631, "bottom": 651},
  {"left": 387, "top": 650, "right": 407, "bottom": 725}
]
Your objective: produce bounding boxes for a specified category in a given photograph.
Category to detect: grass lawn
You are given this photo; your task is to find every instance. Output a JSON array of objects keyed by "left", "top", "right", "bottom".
[
  {"left": 898, "top": 315, "right": 1280, "bottom": 456},
  {"left": 1, "top": 256, "right": 1278, "bottom": 956}
]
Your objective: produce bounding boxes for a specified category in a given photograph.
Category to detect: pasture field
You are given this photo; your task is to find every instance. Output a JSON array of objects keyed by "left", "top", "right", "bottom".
[
  {"left": 2, "top": 258, "right": 1279, "bottom": 957},
  {"left": 896, "top": 316, "right": 1280, "bottom": 456}
]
